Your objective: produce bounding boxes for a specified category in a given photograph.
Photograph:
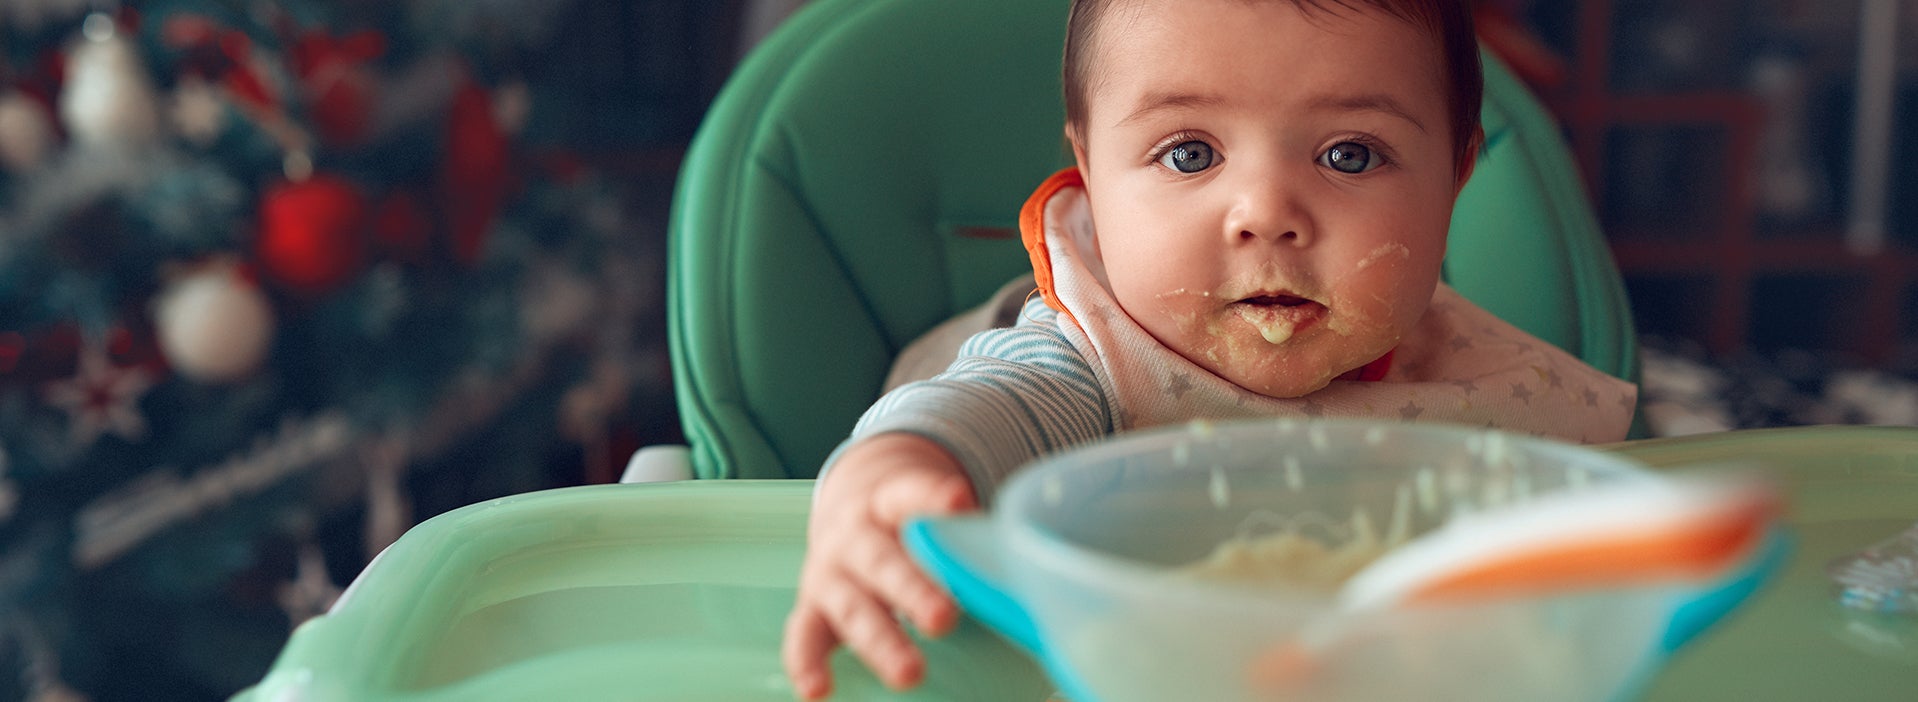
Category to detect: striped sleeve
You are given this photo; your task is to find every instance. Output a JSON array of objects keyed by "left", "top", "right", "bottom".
[{"left": 829, "top": 303, "right": 1112, "bottom": 499}]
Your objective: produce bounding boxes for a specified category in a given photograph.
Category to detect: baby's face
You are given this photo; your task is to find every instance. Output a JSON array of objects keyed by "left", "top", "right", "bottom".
[{"left": 1072, "top": 0, "right": 1463, "bottom": 398}]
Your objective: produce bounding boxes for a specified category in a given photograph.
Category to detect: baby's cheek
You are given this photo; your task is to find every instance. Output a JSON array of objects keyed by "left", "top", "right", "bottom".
[
  {"left": 1327, "top": 254, "right": 1427, "bottom": 342},
  {"left": 1327, "top": 288, "right": 1392, "bottom": 339},
  {"left": 1134, "top": 293, "right": 1211, "bottom": 346}
]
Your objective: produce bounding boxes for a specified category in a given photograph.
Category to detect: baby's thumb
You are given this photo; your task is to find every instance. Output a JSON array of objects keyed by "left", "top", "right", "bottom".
[{"left": 874, "top": 469, "right": 977, "bottom": 525}]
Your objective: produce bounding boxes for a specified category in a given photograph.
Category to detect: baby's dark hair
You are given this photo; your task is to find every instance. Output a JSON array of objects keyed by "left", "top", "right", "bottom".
[{"left": 1063, "top": 0, "right": 1483, "bottom": 179}]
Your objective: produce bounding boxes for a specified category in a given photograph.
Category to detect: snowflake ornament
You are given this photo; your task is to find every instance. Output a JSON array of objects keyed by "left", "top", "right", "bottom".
[{"left": 42, "top": 342, "right": 155, "bottom": 448}]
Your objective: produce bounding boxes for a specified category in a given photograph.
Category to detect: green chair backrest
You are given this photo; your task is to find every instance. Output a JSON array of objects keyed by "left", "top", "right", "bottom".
[{"left": 668, "top": 0, "right": 1638, "bottom": 479}]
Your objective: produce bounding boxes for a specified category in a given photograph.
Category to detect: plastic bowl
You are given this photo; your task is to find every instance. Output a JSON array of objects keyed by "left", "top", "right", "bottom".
[{"left": 906, "top": 419, "right": 1785, "bottom": 702}]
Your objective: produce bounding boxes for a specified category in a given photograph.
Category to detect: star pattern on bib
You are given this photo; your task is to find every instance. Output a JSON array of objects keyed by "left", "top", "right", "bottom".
[
  {"left": 1510, "top": 382, "right": 1533, "bottom": 404},
  {"left": 1165, "top": 372, "right": 1195, "bottom": 400}
]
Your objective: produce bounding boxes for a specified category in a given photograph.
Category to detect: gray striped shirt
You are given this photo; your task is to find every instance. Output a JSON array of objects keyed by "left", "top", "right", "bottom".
[{"left": 829, "top": 299, "right": 1110, "bottom": 496}]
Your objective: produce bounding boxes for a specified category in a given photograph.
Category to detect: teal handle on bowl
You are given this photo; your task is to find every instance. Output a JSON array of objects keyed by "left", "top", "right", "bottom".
[
  {"left": 904, "top": 518, "right": 1109, "bottom": 702},
  {"left": 902, "top": 517, "right": 1042, "bottom": 654},
  {"left": 1660, "top": 526, "right": 1793, "bottom": 653}
]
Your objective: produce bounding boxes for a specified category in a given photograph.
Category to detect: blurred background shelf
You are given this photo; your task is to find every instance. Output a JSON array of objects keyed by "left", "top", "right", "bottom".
[{"left": 1506, "top": 0, "right": 1918, "bottom": 364}]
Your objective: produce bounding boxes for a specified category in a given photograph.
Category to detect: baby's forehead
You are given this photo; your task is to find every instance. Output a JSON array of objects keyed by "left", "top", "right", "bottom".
[
  {"left": 1088, "top": 3, "right": 1445, "bottom": 91},
  {"left": 1086, "top": 1, "right": 1444, "bottom": 74}
]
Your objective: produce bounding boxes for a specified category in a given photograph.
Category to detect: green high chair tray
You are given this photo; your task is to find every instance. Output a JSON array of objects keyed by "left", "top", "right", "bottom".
[
  {"left": 233, "top": 480, "right": 1052, "bottom": 701},
  {"left": 234, "top": 426, "right": 1918, "bottom": 701}
]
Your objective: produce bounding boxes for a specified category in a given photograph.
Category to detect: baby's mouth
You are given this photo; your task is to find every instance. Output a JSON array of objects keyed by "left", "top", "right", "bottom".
[{"left": 1229, "top": 293, "right": 1326, "bottom": 345}]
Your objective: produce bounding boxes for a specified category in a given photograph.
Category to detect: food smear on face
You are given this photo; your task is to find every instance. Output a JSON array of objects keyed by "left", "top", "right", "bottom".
[{"left": 1352, "top": 243, "right": 1411, "bottom": 271}]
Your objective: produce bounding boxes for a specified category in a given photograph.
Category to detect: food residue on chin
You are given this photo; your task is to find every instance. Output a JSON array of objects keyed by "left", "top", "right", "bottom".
[{"left": 1256, "top": 317, "right": 1298, "bottom": 345}]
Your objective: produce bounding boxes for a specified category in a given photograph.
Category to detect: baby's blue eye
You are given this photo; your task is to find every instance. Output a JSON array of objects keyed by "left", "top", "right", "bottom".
[
  {"left": 1321, "top": 142, "right": 1379, "bottom": 174},
  {"left": 1159, "top": 141, "right": 1215, "bottom": 174}
]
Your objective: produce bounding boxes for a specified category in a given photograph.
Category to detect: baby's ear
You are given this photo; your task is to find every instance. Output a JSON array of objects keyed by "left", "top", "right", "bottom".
[{"left": 1453, "top": 126, "right": 1485, "bottom": 196}]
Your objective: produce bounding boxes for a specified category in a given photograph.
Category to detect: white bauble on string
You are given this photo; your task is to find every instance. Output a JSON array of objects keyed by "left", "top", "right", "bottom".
[
  {"left": 0, "top": 91, "right": 58, "bottom": 172},
  {"left": 59, "top": 13, "right": 162, "bottom": 151},
  {"left": 154, "top": 264, "right": 276, "bottom": 383}
]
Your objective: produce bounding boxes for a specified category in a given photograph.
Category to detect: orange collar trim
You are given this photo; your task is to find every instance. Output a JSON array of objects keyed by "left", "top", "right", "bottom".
[{"left": 1019, "top": 167, "right": 1085, "bottom": 325}]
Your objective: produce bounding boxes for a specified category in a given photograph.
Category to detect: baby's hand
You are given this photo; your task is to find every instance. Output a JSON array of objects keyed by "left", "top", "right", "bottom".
[{"left": 783, "top": 433, "right": 977, "bottom": 700}]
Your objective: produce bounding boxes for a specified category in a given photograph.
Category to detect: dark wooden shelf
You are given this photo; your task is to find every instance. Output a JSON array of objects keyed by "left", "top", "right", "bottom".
[
  {"left": 1611, "top": 238, "right": 1918, "bottom": 273},
  {"left": 1532, "top": 0, "right": 1912, "bottom": 362}
]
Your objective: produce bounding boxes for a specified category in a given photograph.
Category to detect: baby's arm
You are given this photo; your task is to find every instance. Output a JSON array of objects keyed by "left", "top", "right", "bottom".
[
  {"left": 849, "top": 317, "right": 1113, "bottom": 494},
  {"left": 783, "top": 315, "right": 1111, "bottom": 698}
]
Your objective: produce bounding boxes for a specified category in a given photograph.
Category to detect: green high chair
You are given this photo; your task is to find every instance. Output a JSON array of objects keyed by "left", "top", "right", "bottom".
[{"left": 664, "top": 0, "right": 1640, "bottom": 481}]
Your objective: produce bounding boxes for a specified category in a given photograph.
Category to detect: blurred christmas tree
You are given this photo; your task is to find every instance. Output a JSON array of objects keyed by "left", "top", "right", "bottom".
[{"left": 0, "top": 1, "right": 696, "bottom": 699}]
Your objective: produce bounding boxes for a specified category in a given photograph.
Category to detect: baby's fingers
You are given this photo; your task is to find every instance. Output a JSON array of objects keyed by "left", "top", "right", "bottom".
[
  {"left": 782, "top": 606, "right": 839, "bottom": 701},
  {"left": 867, "top": 541, "right": 960, "bottom": 636},
  {"left": 815, "top": 570, "right": 925, "bottom": 690},
  {"left": 837, "top": 521, "right": 959, "bottom": 638}
]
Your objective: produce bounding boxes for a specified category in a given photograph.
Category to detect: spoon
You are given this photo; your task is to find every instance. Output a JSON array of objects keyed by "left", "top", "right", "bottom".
[{"left": 1249, "top": 472, "right": 1782, "bottom": 685}]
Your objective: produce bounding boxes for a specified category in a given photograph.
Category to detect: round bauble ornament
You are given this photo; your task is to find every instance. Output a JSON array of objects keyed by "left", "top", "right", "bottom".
[
  {"left": 0, "top": 90, "right": 58, "bottom": 172},
  {"left": 154, "top": 263, "right": 276, "bottom": 383},
  {"left": 256, "top": 174, "right": 368, "bottom": 295}
]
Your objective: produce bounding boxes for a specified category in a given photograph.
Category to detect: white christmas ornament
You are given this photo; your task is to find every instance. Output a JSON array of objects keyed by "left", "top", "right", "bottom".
[
  {"left": 170, "top": 76, "right": 228, "bottom": 146},
  {"left": 155, "top": 265, "right": 276, "bottom": 383},
  {"left": 59, "top": 14, "right": 162, "bottom": 151},
  {"left": 0, "top": 91, "right": 58, "bottom": 172}
]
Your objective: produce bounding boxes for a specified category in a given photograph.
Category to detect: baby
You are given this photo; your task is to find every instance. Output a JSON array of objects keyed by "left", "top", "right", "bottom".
[{"left": 782, "top": 0, "right": 1637, "bottom": 698}]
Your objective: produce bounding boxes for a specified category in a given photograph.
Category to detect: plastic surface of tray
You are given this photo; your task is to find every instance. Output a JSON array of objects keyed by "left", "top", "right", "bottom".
[
  {"left": 1612, "top": 426, "right": 1918, "bottom": 702},
  {"left": 235, "top": 481, "right": 1050, "bottom": 701},
  {"left": 240, "top": 426, "right": 1917, "bottom": 701}
]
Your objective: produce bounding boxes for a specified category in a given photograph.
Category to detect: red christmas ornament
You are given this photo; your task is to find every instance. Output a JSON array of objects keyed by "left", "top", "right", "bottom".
[
  {"left": 256, "top": 175, "right": 368, "bottom": 295},
  {"left": 290, "top": 30, "right": 385, "bottom": 147},
  {"left": 440, "top": 80, "right": 512, "bottom": 266}
]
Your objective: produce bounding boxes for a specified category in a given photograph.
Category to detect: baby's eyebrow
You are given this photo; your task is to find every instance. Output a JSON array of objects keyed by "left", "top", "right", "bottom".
[
  {"left": 1117, "top": 90, "right": 1228, "bottom": 128},
  {"left": 1117, "top": 91, "right": 1429, "bottom": 134},
  {"left": 1306, "top": 93, "right": 1429, "bottom": 134}
]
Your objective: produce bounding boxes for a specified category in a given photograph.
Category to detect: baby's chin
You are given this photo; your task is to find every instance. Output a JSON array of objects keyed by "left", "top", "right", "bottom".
[
  {"left": 1221, "top": 367, "right": 1339, "bottom": 399},
  {"left": 1200, "top": 336, "right": 1390, "bottom": 399},
  {"left": 1141, "top": 307, "right": 1397, "bottom": 398}
]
